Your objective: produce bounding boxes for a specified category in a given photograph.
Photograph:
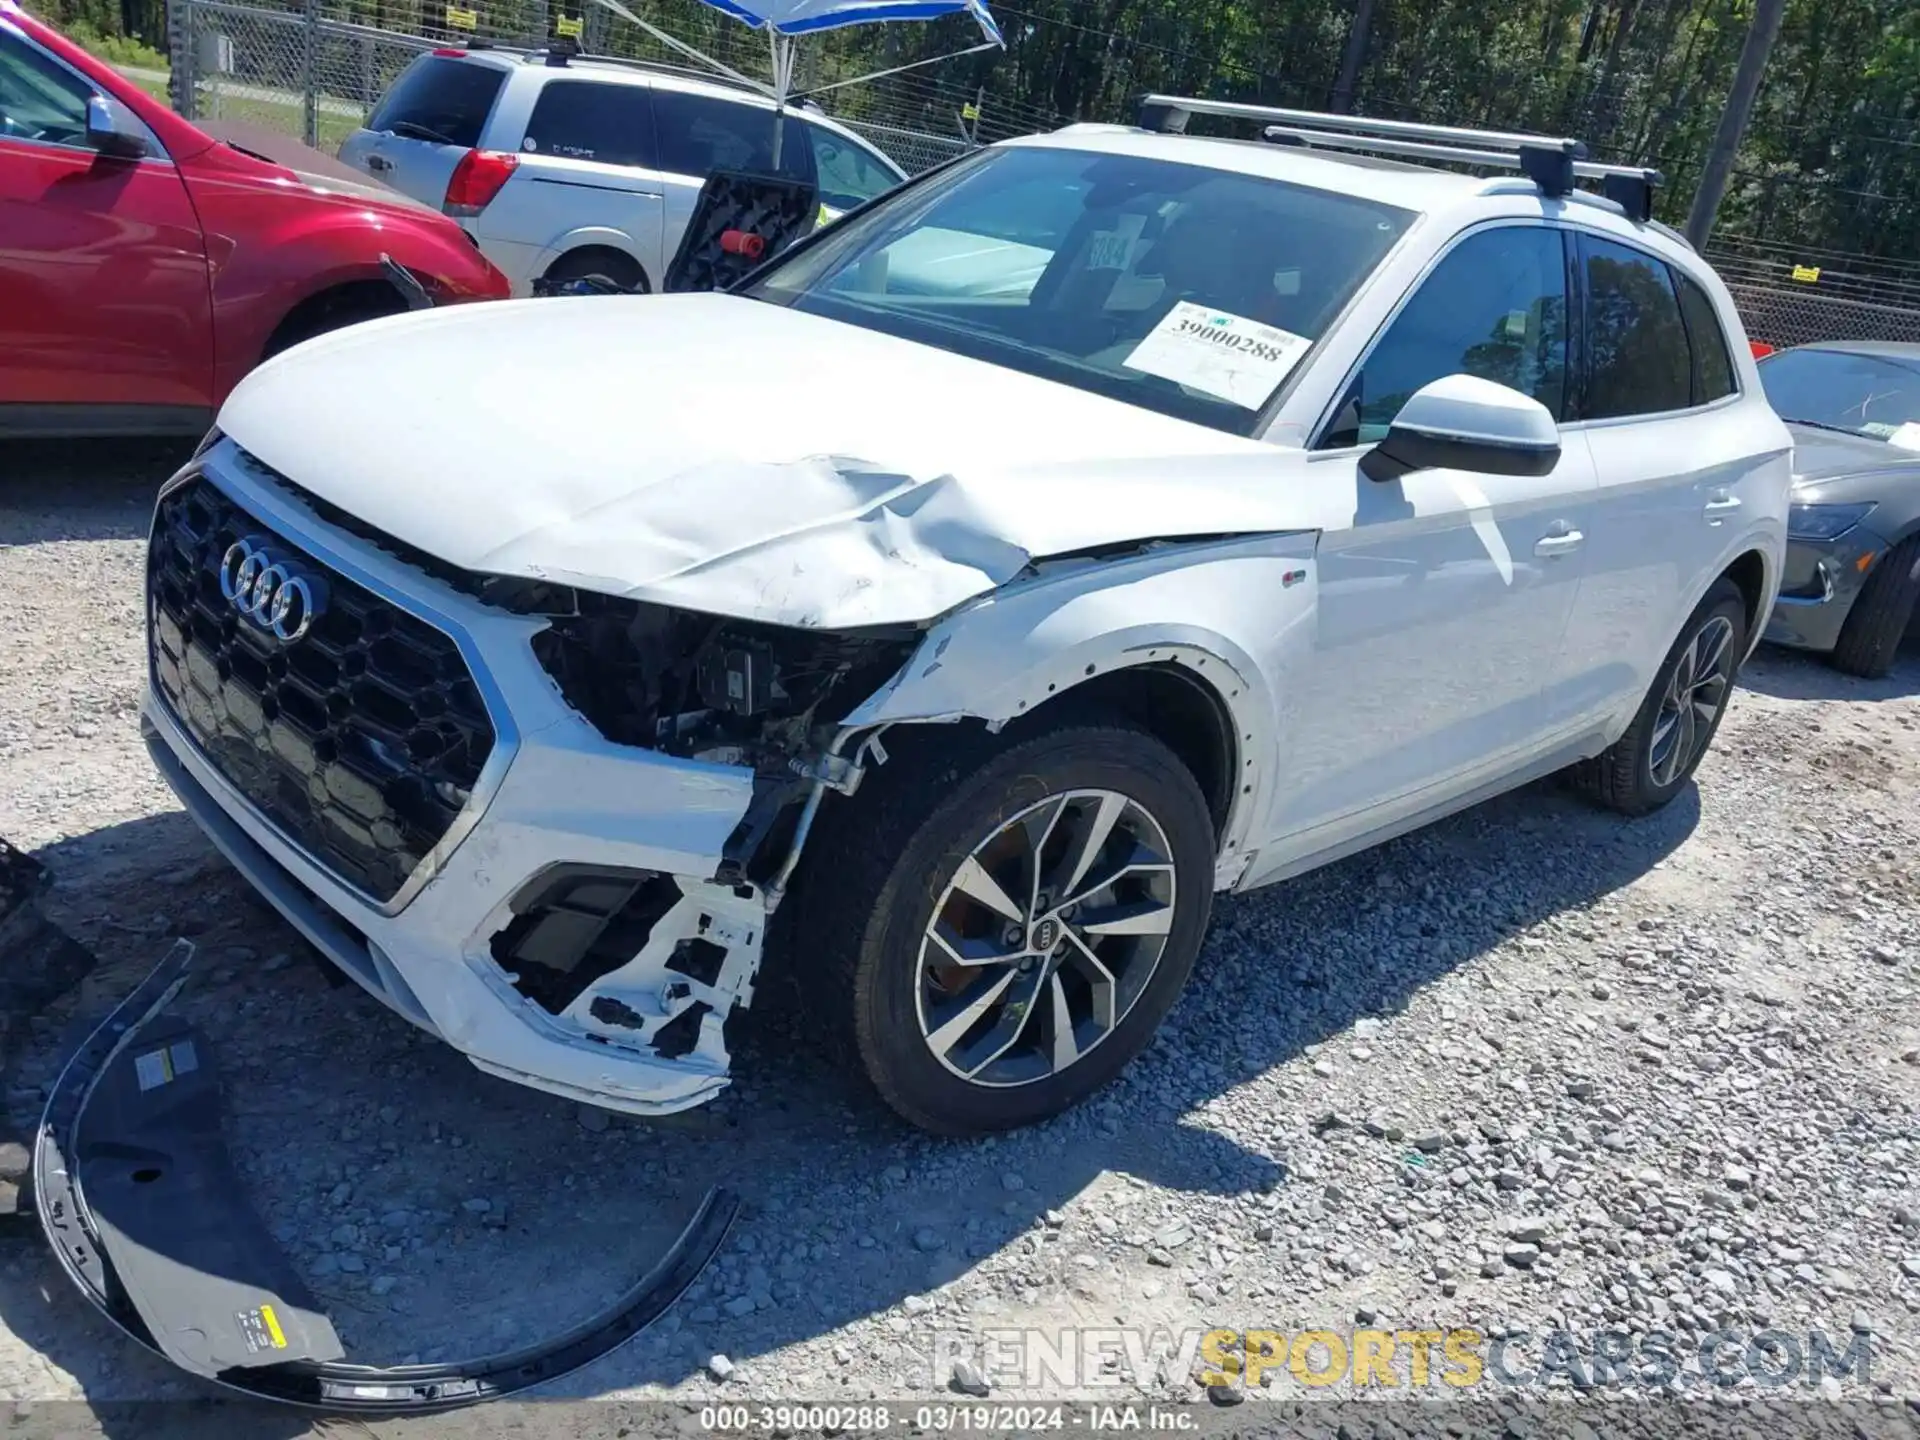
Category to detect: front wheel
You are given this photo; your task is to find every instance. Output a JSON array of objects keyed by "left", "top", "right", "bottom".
[
  {"left": 1831, "top": 533, "right": 1920, "bottom": 679},
  {"left": 1573, "top": 576, "right": 1747, "bottom": 816},
  {"left": 786, "top": 721, "right": 1217, "bottom": 1135}
]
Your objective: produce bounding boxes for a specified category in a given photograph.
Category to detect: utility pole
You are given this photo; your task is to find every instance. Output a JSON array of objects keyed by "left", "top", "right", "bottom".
[
  {"left": 1329, "top": 0, "right": 1375, "bottom": 113},
  {"left": 1685, "top": 0, "right": 1788, "bottom": 249}
]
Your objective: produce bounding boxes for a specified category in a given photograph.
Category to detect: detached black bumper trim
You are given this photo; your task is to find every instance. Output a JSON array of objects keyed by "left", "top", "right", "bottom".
[{"left": 33, "top": 941, "right": 738, "bottom": 1414}]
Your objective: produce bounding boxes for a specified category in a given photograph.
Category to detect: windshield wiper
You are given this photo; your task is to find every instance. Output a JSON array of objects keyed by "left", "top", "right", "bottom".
[
  {"left": 386, "top": 120, "right": 460, "bottom": 146},
  {"left": 1781, "top": 418, "right": 1870, "bottom": 437}
]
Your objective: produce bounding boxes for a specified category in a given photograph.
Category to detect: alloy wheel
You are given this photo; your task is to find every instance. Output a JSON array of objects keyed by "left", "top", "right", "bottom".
[
  {"left": 915, "top": 790, "right": 1177, "bottom": 1089},
  {"left": 1648, "top": 615, "right": 1736, "bottom": 787}
]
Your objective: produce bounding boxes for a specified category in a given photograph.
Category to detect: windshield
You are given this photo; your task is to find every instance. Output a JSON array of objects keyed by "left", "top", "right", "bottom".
[
  {"left": 744, "top": 145, "right": 1414, "bottom": 434},
  {"left": 1758, "top": 347, "right": 1920, "bottom": 445}
]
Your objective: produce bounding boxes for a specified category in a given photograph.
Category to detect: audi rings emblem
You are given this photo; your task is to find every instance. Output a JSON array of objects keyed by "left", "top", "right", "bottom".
[{"left": 218, "top": 537, "right": 328, "bottom": 643}]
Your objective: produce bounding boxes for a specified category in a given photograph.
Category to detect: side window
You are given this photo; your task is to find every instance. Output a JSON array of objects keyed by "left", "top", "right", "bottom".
[
  {"left": 1322, "top": 225, "right": 1569, "bottom": 448},
  {"left": 1673, "top": 269, "right": 1737, "bottom": 405},
  {"left": 522, "top": 80, "right": 657, "bottom": 169},
  {"left": 804, "top": 122, "right": 900, "bottom": 211},
  {"left": 650, "top": 89, "right": 813, "bottom": 184},
  {"left": 0, "top": 31, "right": 93, "bottom": 150},
  {"left": 1580, "top": 234, "right": 1693, "bottom": 418}
]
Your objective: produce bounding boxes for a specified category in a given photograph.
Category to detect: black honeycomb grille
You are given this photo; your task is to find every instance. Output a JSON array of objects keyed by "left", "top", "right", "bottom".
[{"left": 148, "top": 478, "right": 496, "bottom": 903}]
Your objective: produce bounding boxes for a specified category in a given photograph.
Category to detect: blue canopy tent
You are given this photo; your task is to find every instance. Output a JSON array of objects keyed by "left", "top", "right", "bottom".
[{"left": 587, "top": 0, "right": 1004, "bottom": 163}]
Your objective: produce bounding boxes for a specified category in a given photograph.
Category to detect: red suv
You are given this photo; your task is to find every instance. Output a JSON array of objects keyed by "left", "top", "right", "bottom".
[{"left": 0, "top": 1, "right": 509, "bottom": 439}]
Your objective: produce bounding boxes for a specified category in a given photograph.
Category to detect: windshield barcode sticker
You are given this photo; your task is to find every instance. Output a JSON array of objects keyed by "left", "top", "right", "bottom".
[{"left": 1123, "top": 302, "right": 1311, "bottom": 409}]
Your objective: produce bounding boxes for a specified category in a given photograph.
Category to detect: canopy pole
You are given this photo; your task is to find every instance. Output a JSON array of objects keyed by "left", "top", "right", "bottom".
[
  {"left": 583, "top": 0, "right": 776, "bottom": 95},
  {"left": 770, "top": 31, "right": 793, "bottom": 167}
]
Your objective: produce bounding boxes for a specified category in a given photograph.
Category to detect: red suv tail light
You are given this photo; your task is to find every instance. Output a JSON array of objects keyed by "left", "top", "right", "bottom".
[{"left": 443, "top": 149, "right": 517, "bottom": 217}]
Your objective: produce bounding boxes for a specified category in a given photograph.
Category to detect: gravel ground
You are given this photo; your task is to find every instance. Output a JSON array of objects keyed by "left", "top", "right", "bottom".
[{"left": 3, "top": 444, "right": 1920, "bottom": 1437}]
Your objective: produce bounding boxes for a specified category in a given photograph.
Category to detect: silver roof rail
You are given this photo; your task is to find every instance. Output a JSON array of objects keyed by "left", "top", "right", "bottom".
[
  {"left": 460, "top": 37, "right": 769, "bottom": 95},
  {"left": 1136, "top": 94, "right": 1662, "bottom": 223}
]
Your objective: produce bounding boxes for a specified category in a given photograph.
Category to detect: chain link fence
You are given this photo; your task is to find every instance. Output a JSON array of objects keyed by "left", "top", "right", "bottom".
[
  {"left": 1705, "top": 233, "right": 1920, "bottom": 350},
  {"left": 161, "top": 0, "right": 1019, "bottom": 172}
]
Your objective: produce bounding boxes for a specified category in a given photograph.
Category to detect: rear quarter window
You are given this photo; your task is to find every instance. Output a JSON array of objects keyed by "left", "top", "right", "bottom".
[{"left": 369, "top": 57, "right": 504, "bottom": 149}]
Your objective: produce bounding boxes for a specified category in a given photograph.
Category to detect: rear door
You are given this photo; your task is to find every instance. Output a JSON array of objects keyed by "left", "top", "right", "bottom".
[
  {"left": 0, "top": 24, "right": 211, "bottom": 418},
  {"left": 338, "top": 53, "right": 508, "bottom": 208},
  {"left": 487, "top": 76, "right": 667, "bottom": 288},
  {"left": 648, "top": 86, "right": 815, "bottom": 263},
  {"left": 1556, "top": 233, "right": 1748, "bottom": 730}
]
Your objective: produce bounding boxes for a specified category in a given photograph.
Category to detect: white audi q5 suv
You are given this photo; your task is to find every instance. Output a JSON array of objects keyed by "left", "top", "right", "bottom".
[{"left": 144, "top": 99, "right": 1790, "bottom": 1135}]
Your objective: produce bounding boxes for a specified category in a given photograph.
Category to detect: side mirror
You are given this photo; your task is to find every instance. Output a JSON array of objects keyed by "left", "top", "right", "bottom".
[
  {"left": 85, "top": 95, "right": 149, "bottom": 160},
  {"left": 1359, "top": 374, "right": 1561, "bottom": 483}
]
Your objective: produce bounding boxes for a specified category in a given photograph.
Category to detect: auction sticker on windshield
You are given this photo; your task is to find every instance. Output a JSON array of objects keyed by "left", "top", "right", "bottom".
[{"left": 1124, "top": 302, "right": 1311, "bottom": 409}]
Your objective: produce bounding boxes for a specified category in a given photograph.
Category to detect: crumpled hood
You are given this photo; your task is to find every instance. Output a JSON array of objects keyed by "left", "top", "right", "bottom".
[
  {"left": 195, "top": 119, "right": 436, "bottom": 213},
  {"left": 218, "top": 293, "right": 1301, "bottom": 628}
]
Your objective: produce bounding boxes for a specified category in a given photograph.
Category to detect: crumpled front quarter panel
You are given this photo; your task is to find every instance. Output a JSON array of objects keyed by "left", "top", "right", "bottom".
[{"left": 846, "top": 531, "right": 1324, "bottom": 881}]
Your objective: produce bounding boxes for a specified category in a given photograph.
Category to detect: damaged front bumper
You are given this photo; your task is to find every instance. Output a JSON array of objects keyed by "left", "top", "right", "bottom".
[{"left": 143, "top": 451, "right": 794, "bottom": 1116}]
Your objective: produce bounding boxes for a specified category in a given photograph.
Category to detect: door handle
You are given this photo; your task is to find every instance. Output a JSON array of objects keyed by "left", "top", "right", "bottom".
[
  {"left": 1534, "top": 530, "right": 1585, "bottom": 558},
  {"left": 1703, "top": 493, "right": 1742, "bottom": 519},
  {"left": 367, "top": 154, "right": 393, "bottom": 173}
]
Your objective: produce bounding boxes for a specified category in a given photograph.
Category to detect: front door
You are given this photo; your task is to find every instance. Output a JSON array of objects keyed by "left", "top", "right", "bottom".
[
  {"left": 0, "top": 25, "right": 210, "bottom": 417},
  {"left": 1265, "top": 223, "right": 1595, "bottom": 853}
]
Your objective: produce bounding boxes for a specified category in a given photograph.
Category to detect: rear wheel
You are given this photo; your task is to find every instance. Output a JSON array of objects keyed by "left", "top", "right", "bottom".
[
  {"left": 787, "top": 721, "right": 1216, "bottom": 1135},
  {"left": 1831, "top": 533, "right": 1920, "bottom": 679},
  {"left": 541, "top": 247, "right": 648, "bottom": 295},
  {"left": 1574, "top": 577, "right": 1747, "bottom": 816}
]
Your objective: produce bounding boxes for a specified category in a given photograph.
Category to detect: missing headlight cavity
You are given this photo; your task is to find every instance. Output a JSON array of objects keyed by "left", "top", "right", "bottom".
[
  {"left": 491, "top": 868, "right": 680, "bottom": 1015},
  {"left": 531, "top": 594, "right": 918, "bottom": 762}
]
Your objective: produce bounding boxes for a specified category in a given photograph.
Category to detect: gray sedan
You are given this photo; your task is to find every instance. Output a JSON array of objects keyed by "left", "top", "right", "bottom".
[{"left": 1758, "top": 341, "right": 1920, "bottom": 677}]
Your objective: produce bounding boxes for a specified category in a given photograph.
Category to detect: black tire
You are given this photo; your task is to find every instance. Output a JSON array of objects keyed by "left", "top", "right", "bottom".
[
  {"left": 1831, "top": 533, "right": 1920, "bottom": 679},
  {"left": 1573, "top": 576, "right": 1748, "bottom": 817},
  {"left": 783, "top": 720, "right": 1216, "bottom": 1136},
  {"left": 541, "top": 248, "right": 648, "bottom": 294}
]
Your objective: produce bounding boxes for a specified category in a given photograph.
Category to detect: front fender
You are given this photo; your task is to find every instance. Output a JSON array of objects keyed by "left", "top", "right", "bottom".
[
  {"left": 843, "top": 532, "right": 1321, "bottom": 881},
  {"left": 184, "top": 152, "right": 507, "bottom": 400}
]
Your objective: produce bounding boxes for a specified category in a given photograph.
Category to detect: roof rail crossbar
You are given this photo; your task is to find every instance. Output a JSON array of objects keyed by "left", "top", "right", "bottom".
[
  {"left": 1142, "top": 94, "right": 1662, "bottom": 220},
  {"left": 458, "top": 39, "right": 769, "bottom": 94},
  {"left": 1141, "top": 94, "right": 1587, "bottom": 155}
]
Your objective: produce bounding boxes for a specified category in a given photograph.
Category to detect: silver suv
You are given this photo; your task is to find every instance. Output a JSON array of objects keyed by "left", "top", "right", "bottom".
[{"left": 339, "top": 45, "right": 907, "bottom": 295}]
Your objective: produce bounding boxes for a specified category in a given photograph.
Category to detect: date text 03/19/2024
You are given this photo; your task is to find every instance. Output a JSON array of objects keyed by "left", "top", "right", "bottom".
[{"left": 699, "top": 1404, "right": 1196, "bottom": 1431}]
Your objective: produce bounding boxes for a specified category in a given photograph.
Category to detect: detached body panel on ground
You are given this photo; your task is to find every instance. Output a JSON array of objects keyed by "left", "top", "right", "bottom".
[
  {"left": 143, "top": 116, "right": 1792, "bottom": 1135},
  {"left": 0, "top": 2, "right": 508, "bottom": 439}
]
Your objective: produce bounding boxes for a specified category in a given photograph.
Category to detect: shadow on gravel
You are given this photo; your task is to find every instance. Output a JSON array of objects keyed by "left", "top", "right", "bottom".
[
  {"left": 0, "top": 767, "right": 1698, "bottom": 1413},
  {"left": 1740, "top": 632, "right": 1920, "bottom": 704},
  {"left": 0, "top": 440, "right": 191, "bottom": 546}
]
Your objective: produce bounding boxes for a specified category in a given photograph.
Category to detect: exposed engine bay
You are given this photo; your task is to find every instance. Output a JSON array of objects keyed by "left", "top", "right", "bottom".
[{"left": 530, "top": 593, "right": 920, "bottom": 769}]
